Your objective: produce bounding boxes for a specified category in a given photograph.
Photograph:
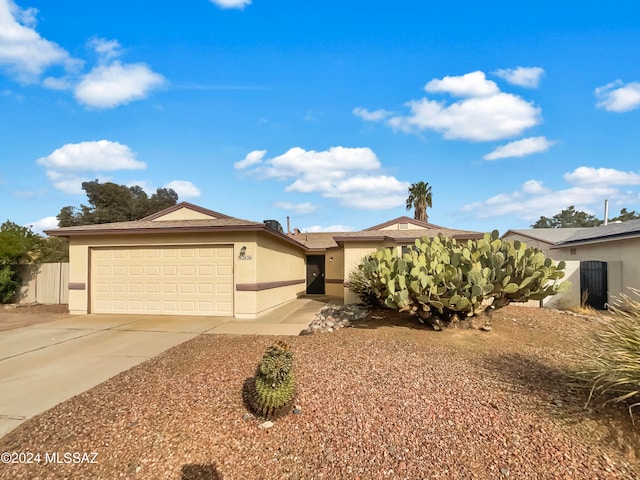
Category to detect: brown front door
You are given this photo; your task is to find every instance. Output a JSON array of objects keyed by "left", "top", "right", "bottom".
[{"left": 306, "top": 255, "right": 325, "bottom": 294}]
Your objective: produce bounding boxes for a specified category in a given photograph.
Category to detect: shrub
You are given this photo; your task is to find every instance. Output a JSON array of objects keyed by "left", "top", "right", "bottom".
[
  {"left": 348, "top": 231, "right": 570, "bottom": 329},
  {"left": 0, "top": 265, "right": 19, "bottom": 304},
  {"left": 246, "top": 341, "right": 297, "bottom": 419},
  {"left": 578, "top": 289, "right": 640, "bottom": 420}
]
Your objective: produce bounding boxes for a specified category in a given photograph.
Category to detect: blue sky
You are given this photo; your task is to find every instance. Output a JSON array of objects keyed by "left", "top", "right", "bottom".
[{"left": 2, "top": 0, "right": 640, "bottom": 235}]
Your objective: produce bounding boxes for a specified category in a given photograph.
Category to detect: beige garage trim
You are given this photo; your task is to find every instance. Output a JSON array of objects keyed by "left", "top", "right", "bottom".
[{"left": 90, "top": 245, "right": 234, "bottom": 316}]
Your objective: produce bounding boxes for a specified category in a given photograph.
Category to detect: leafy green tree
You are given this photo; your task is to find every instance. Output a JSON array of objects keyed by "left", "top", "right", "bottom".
[
  {"left": 406, "top": 181, "right": 433, "bottom": 222},
  {"left": 531, "top": 206, "right": 603, "bottom": 228},
  {"left": 609, "top": 208, "right": 640, "bottom": 222},
  {"left": 38, "top": 237, "right": 69, "bottom": 263},
  {"left": 57, "top": 180, "right": 179, "bottom": 227},
  {"left": 0, "top": 221, "right": 42, "bottom": 303}
]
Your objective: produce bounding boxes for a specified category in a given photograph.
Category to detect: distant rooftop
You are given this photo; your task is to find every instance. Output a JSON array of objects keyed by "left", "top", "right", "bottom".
[
  {"left": 502, "top": 228, "right": 590, "bottom": 245},
  {"left": 553, "top": 218, "right": 640, "bottom": 247}
]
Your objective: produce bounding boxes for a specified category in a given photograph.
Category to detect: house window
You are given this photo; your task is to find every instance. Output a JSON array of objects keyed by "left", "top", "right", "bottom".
[
  {"left": 570, "top": 248, "right": 577, "bottom": 255},
  {"left": 399, "top": 223, "right": 408, "bottom": 230},
  {"left": 401, "top": 245, "right": 419, "bottom": 255}
]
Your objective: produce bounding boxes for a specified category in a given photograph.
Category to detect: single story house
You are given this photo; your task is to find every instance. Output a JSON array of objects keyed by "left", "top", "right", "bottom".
[
  {"left": 503, "top": 220, "right": 640, "bottom": 310},
  {"left": 46, "top": 202, "right": 483, "bottom": 318},
  {"left": 501, "top": 228, "right": 590, "bottom": 256}
]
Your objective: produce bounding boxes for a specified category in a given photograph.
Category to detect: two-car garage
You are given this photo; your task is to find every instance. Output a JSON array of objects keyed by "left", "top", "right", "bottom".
[{"left": 91, "top": 245, "right": 234, "bottom": 316}]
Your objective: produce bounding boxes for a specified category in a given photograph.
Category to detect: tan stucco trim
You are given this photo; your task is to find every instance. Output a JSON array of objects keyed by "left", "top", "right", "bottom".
[
  {"left": 236, "top": 279, "right": 305, "bottom": 291},
  {"left": 68, "top": 282, "right": 86, "bottom": 290},
  {"left": 326, "top": 278, "right": 344, "bottom": 284}
]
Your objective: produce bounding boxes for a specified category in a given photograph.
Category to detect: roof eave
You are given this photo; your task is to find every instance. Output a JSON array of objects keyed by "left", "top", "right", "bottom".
[
  {"left": 45, "top": 224, "right": 310, "bottom": 251},
  {"left": 552, "top": 232, "right": 640, "bottom": 249}
]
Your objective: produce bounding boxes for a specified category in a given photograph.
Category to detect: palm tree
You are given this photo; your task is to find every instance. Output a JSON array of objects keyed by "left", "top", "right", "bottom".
[{"left": 406, "top": 181, "right": 432, "bottom": 222}]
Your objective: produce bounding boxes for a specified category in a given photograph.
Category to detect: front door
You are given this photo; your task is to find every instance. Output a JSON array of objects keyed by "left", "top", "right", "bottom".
[{"left": 306, "top": 255, "right": 325, "bottom": 294}]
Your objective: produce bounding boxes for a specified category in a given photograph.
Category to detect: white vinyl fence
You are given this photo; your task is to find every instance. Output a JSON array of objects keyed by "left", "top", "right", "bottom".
[{"left": 15, "top": 263, "right": 69, "bottom": 305}]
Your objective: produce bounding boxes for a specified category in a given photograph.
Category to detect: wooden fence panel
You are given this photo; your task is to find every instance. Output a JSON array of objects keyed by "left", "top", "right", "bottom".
[{"left": 15, "top": 263, "right": 69, "bottom": 305}]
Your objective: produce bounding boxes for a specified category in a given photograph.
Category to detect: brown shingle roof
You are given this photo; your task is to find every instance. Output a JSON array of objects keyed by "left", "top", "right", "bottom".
[
  {"left": 289, "top": 226, "right": 483, "bottom": 248},
  {"left": 288, "top": 232, "right": 341, "bottom": 249},
  {"left": 45, "top": 217, "right": 263, "bottom": 236}
]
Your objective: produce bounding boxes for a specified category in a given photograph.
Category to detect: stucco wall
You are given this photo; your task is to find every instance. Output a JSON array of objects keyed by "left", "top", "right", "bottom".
[
  {"left": 551, "top": 237, "right": 638, "bottom": 305},
  {"left": 379, "top": 222, "right": 423, "bottom": 230},
  {"left": 324, "top": 247, "right": 344, "bottom": 298},
  {"left": 343, "top": 241, "right": 396, "bottom": 304},
  {"left": 151, "top": 207, "right": 218, "bottom": 221},
  {"left": 542, "top": 260, "right": 581, "bottom": 309},
  {"left": 251, "top": 235, "right": 306, "bottom": 317},
  {"left": 501, "top": 233, "right": 554, "bottom": 255}
]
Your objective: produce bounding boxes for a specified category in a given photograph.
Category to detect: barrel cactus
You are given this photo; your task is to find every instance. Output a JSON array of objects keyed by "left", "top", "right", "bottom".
[{"left": 247, "top": 341, "right": 296, "bottom": 419}]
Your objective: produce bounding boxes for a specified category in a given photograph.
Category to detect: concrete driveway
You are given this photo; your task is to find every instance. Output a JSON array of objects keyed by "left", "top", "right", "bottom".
[{"left": 0, "top": 297, "right": 328, "bottom": 439}]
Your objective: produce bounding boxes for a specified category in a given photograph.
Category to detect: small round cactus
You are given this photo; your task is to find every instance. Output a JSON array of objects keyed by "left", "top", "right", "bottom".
[{"left": 246, "top": 341, "right": 296, "bottom": 419}]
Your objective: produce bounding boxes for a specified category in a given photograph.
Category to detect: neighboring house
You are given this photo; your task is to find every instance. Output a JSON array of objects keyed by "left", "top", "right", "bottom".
[
  {"left": 501, "top": 228, "right": 590, "bottom": 256},
  {"left": 503, "top": 220, "right": 640, "bottom": 310},
  {"left": 46, "top": 202, "right": 482, "bottom": 318}
]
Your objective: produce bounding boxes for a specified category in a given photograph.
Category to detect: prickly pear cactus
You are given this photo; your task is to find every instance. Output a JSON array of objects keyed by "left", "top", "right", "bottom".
[
  {"left": 349, "top": 231, "right": 570, "bottom": 330},
  {"left": 247, "top": 341, "right": 296, "bottom": 419}
]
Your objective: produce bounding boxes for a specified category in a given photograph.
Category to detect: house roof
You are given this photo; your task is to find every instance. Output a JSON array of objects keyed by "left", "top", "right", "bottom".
[
  {"left": 502, "top": 228, "right": 590, "bottom": 245},
  {"left": 44, "top": 203, "right": 307, "bottom": 250},
  {"left": 552, "top": 219, "right": 640, "bottom": 248},
  {"left": 45, "top": 203, "right": 484, "bottom": 251},
  {"left": 289, "top": 216, "right": 483, "bottom": 248},
  {"left": 289, "top": 232, "right": 341, "bottom": 249},
  {"left": 364, "top": 216, "right": 437, "bottom": 231}
]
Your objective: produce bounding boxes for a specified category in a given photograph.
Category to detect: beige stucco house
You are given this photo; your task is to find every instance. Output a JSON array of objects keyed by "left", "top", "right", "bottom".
[
  {"left": 46, "top": 202, "right": 483, "bottom": 318},
  {"left": 503, "top": 220, "right": 640, "bottom": 310}
]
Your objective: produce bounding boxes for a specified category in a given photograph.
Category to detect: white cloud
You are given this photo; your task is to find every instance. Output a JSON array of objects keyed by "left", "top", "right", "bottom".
[
  {"left": 45, "top": 170, "right": 90, "bottom": 194},
  {"left": 302, "top": 225, "right": 353, "bottom": 233},
  {"left": 462, "top": 183, "right": 619, "bottom": 221},
  {"left": 493, "top": 67, "right": 545, "bottom": 88},
  {"left": 88, "top": 37, "right": 122, "bottom": 61},
  {"left": 273, "top": 201, "right": 318, "bottom": 214},
  {"left": 26, "top": 216, "right": 58, "bottom": 233},
  {"left": 376, "top": 71, "right": 541, "bottom": 142},
  {"left": 521, "top": 179, "right": 550, "bottom": 194},
  {"left": 74, "top": 61, "right": 165, "bottom": 109},
  {"left": 164, "top": 180, "right": 201, "bottom": 198},
  {"left": 483, "top": 136, "right": 554, "bottom": 160},
  {"left": 595, "top": 80, "right": 640, "bottom": 113},
  {"left": 42, "top": 76, "right": 73, "bottom": 90},
  {"left": 461, "top": 167, "right": 640, "bottom": 223},
  {"left": 324, "top": 175, "right": 409, "bottom": 210},
  {"left": 37, "top": 140, "right": 146, "bottom": 171},
  {"left": 353, "top": 107, "right": 392, "bottom": 121},
  {"left": 564, "top": 166, "right": 640, "bottom": 186},
  {"left": 262, "top": 146, "right": 381, "bottom": 181},
  {"left": 210, "top": 0, "right": 251, "bottom": 9},
  {"left": 425, "top": 71, "right": 499, "bottom": 97},
  {"left": 0, "top": 0, "right": 76, "bottom": 82},
  {"left": 241, "top": 146, "right": 409, "bottom": 210},
  {"left": 234, "top": 150, "right": 266, "bottom": 169}
]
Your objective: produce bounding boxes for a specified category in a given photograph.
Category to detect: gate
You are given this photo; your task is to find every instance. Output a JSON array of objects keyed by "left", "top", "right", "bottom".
[{"left": 580, "top": 261, "right": 607, "bottom": 310}]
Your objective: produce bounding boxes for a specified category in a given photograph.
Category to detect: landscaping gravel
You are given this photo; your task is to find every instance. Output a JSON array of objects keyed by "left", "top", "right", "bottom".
[{"left": 1, "top": 306, "right": 638, "bottom": 479}]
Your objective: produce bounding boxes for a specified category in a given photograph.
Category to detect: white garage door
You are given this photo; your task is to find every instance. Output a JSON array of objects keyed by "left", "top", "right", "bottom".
[{"left": 91, "top": 245, "right": 233, "bottom": 316}]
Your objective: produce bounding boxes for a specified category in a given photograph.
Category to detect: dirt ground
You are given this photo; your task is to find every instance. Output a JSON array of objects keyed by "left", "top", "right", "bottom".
[
  {"left": 0, "top": 305, "right": 638, "bottom": 479},
  {"left": 0, "top": 304, "right": 71, "bottom": 331}
]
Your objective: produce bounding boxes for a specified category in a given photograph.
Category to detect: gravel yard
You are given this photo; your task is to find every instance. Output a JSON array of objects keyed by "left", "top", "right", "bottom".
[{"left": 1, "top": 306, "right": 638, "bottom": 479}]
